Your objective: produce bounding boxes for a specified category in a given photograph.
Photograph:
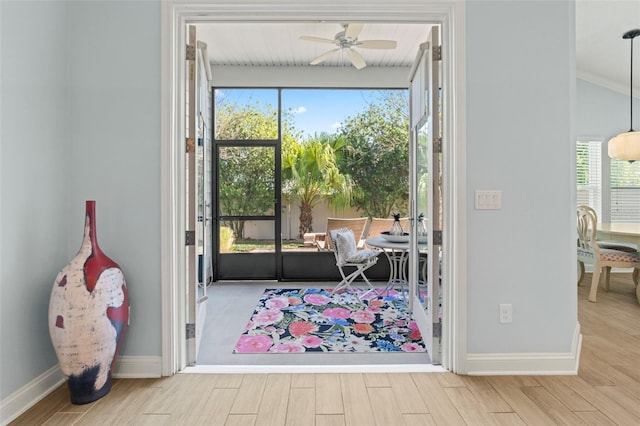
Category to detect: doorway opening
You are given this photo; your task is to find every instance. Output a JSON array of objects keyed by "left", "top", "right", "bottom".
[{"left": 161, "top": 1, "right": 465, "bottom": 375}]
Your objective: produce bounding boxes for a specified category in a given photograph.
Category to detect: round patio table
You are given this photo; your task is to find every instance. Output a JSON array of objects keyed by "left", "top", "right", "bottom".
[{"left": 365, "top": 236, "right": 427, "bottom": 298}]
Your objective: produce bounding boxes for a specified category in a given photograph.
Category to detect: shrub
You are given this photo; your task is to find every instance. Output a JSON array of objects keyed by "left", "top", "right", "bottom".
[{"left": 219, "top": 227, "right": 235, "bottom": 253}]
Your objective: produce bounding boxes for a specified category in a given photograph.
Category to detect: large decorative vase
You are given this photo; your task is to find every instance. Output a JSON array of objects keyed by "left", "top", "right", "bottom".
[{"left": 48, "top": 200, "right": 129, "bottom": 404}]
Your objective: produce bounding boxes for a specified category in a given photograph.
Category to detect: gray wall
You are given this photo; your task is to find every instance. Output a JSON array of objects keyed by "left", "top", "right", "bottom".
[
  {"left": 465, "top": 0, "right": 577, "bottom": 354},
  {"left": 577, "top": 78, "right": 640, "bottom": 139},
  {"left": 65, "top": 0, "right": 162, "bottom": 357},
  {"left": 1, "top": 0, "right": 71, "bottom": 400},
  {"left": 1, "top": 0, "right": 628, "bottom": 404},
  {"left": 0, "top": 0, "right": 161, "bottom": 400}
]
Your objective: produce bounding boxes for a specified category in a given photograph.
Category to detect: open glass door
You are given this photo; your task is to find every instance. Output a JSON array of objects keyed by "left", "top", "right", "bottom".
[
  {"left": 185, "top": 25, "right": 213, "bottom": 365},
  {"left": 409, "top": 26, "right": 442, "bottom": 364}
]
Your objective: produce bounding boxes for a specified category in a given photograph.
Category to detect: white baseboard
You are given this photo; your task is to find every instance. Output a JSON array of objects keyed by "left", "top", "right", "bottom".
[
  {"left": 1, "top": 365, "right": 64, "bottom": 426},
  {"left": 113, "top": 356, "right": 163, "bottom": 378},
  {"left": 1, "top": 356, "right": 162, "bottom": 425},
  {"left": 182, "top": 364, "right": 446, "bottom": 374},
  {"left": 465, "top": 322, "right": 582, "bottom": 375}
]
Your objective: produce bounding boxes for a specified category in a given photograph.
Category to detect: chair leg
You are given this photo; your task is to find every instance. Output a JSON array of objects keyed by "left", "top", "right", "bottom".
[
  {"left": 334, "top": 266, "right": 374, "bottom": 305},
  {"left": 603, "top": 266, "right": 612, "bottom": 292},
  {"left": 357, "top": 270, "right": 377, "bottom": 295},
  {"left": 577, "top": 261, "right": 585, "bottom": 286},
  {"left": 335, "top": 269, "right": 358, "bottom": 293},
  {"left": 588, "top": 267, "right": 601, "bottom": 302}
]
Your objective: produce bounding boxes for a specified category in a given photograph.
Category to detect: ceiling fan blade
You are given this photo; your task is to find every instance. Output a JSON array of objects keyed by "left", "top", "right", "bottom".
[
  {"left": 344, "top": 23, "right": 363, "bottom": 39},
  {"left": 310, "top": 48, "right": 340, "bottom": 65},
  {"left": 358, "top": 40, "right": 397, "bottom": 49},
  {"left": 300, "top": 36, "right": 335, "bottom": 44},
  {"left": 346, "top": 48, "right": 366, "bottom": 69}
]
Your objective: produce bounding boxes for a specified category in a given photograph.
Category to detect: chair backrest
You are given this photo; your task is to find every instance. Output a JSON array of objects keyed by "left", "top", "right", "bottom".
[
  {"left": 324, "top": 217, "right": 368, "bottom": 250},
  {"left": 329, "top": 228, "right": 356, "bottom": 265},
  {"left": 580, "top": 205, "right": 599, "bottom": 222},
  {"left": 366, "top": 217, "right": 410, "bottom": 238},
  {"left": 577, "top": 205, "right": 599, "bottom": 262}
]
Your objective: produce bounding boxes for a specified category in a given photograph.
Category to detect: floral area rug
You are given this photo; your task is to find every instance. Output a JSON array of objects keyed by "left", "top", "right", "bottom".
[{"left": 233, "top": 288, "right": 426, "bottom": 353}]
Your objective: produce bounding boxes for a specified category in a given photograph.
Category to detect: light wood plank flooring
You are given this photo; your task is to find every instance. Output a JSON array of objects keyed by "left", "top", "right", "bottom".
[{"left": 11, "top": 273, "right": 640, "bottom": 425}]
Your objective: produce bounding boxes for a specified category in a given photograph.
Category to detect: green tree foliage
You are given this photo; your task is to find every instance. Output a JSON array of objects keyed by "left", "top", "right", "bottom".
[
  {"left": 218, "top": 146, "right": 274, "bottom": 239},
  {"left": 611, "top": 159, "right": 640, "bottom": 187},
  {"left": 282, "top": 134, "right": 353, "bottom": 238},
  {"left": 338, "top": 91, "right": 410, "bottom": 218},
  {"left": 576, "top": 143, "right": 589, "bottom": 186},
  {"left": 215, "top": 100, "right": 278, "bottom": 140}
]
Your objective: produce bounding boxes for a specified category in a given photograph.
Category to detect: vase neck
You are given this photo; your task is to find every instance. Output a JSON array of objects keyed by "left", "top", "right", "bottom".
[{"left": 85, "top": 200, "right": 100, "bottom": 250}]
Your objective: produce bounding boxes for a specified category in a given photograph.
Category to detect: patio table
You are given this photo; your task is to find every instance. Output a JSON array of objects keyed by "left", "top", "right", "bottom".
[{"left": 365, "top": 236, "right": 427, "bottom": 298}]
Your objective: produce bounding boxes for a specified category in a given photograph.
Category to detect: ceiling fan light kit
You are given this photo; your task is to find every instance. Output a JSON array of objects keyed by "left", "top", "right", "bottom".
[
  {"left": 300, "top": 23, "right": 397, "bottom": 70},
  {"left": 608, "top": 28, "right": 640, "bottom": 162}
]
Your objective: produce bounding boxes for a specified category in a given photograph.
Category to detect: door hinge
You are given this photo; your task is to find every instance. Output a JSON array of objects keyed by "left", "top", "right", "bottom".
[
  {"left": 433, "top": 230, "right": 443, "bottom": 246},
  {"left": 185, "top": 230, "right": 196, "bottom": 246},
  {"left": 434, "top": 137, "right": 443, "bottom": 153},
  {"left": 433, "top": 45, "right": 442, "bottom": 61},
  {"left": 186, "top": 323, "right": 196, "bottom": 339},
  {"left": 186, "top": 137, "right": 195, "bottom": 153},
  {"left": 186, "top": 44, "right": 196, "bottom": 61},
  {"left": 433, "top": 322, "right": 442, "bottom": 338}
]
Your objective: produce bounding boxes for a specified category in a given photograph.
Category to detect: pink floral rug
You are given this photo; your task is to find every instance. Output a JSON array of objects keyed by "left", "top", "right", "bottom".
[{"left": 233, "top": 288, "right": 426, "bottom": 353}]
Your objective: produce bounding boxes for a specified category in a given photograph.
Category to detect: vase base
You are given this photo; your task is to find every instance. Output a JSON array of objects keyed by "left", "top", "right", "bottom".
[{"left": 67, "top": 366, "right": 112, "bottom": 405}]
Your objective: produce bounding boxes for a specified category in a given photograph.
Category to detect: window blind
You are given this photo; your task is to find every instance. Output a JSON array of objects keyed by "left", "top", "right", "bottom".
[
  {"left": 610, "top": 159, "right": 640, "bottom": 222},
  {"left": 576, "top": 140, "right": 602, "bottom": 219}
]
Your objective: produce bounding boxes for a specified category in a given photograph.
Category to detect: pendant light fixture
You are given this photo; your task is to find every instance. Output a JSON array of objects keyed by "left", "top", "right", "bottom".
[{"left": 608, "top": 29, "right": 640, "bottom": 162}]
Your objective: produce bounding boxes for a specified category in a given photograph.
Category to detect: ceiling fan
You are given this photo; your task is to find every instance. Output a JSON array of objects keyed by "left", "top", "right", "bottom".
[{"left": 299, "top": 23, "right": 397, "bottom": 69}]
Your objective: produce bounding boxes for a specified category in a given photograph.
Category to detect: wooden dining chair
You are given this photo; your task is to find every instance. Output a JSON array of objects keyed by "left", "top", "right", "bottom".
[
  {"left": 576, "top": 205, "right": 638, "bottom": 284},
  {"left": 576, "top": 205, "right": 640, "bottom": 302}
]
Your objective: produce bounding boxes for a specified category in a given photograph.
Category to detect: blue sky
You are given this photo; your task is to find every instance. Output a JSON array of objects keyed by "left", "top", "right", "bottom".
[{"left": 215, "top": 88, "right": 406, "bottom": 138}]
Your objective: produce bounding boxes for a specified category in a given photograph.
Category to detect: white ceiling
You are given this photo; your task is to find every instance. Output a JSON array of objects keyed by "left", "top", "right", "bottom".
[
  {"left": 195, "top": 1, "right": 640, "bottom": 94},
  {"left": 576, "top": 0, "right": 640, "bottom": 95},
  {"left": 196, "top": 22, "right": 431, "bottom": 69}
]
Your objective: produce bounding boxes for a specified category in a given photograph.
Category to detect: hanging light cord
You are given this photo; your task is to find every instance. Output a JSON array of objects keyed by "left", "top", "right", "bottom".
[{"left": 624, "top": 29, "right": 640, "bottom": 132}]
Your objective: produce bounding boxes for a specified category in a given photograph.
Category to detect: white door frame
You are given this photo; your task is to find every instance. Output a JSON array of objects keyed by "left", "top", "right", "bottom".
[{"left": 160, "top": 0, "right": 468, "bottom": 375}]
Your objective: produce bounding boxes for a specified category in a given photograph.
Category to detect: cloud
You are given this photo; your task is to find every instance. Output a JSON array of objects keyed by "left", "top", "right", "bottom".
[
  {"left": 331, "top": 122, "right": 341, "bottom": 130},
  {"left": 292, "top": 106, "right": 307, "bottom": 114}
]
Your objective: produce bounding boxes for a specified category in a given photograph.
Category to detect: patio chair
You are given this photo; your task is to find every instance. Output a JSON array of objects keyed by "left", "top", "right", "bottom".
[
  {"left": 576, "top": 205, "right": 640, "bottom": 302},
  {"left": 329, "top": 228, "right": 380, "bottom": 302},
  {"left": 314, "top": 217, "right": 369, "bottom": 251},
  {"left": 365, "top": 217, "right": 410, "bottom": 240}
]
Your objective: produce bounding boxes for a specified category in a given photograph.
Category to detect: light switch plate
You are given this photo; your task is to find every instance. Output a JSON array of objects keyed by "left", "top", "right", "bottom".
[{"left": 475, "top": 190, "right": 502, "bottom": 210}]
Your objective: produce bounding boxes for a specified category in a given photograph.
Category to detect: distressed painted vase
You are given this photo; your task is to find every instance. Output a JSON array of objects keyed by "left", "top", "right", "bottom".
[{"left": 48, "top": 200, "right": 129, "bottom": 404}]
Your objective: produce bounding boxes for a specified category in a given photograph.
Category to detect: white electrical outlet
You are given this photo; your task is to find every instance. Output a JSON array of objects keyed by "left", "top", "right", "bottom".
[{"left": 499, "top": 304, "right": 512, "bottom": 323}]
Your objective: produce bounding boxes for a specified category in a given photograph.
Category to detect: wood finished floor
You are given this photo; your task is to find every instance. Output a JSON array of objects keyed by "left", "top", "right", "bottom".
[{"left": 11, "top": 273, "right": 640, "bottom": 425}]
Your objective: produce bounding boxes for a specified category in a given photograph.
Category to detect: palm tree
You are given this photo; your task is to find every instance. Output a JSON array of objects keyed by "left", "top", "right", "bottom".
[{"left": 282, "top": 135, "right": 353, "bottom": 238}]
